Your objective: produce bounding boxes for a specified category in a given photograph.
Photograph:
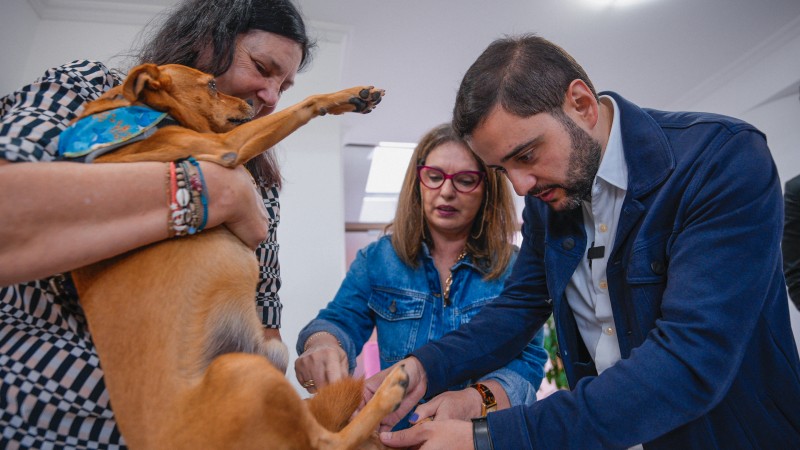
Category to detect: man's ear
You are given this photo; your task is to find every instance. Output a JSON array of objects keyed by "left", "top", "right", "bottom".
[
  {"left": 564, "top": 79, "right": 599, "bottom": 127},
  {"left": 121, "top": 63, "right": 170, "bottom": 102}
]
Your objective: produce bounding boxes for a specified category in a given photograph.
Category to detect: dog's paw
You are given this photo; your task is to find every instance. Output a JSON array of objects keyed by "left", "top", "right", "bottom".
[
  {"left": 374, "top": 364, "right": 408, "bottom": 413},
  {"left": 319, "top": 86, "right": 385, "bottom": 116},
  {"left": 349, "top": 88, "right": 384, "bottom": 114}
]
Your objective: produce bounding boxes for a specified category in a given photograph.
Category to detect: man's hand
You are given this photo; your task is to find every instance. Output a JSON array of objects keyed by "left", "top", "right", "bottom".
[
  {"left": 408, "top": 388, "right": 483, "bottom": 422},
  {"left": 411, "top": 380, "right": 509, "bottom": 422},
  {"left": 380, "top": 419, "right": 473, "bottom": 449},
  {"left": 364, "top": 357, "right": 428, "bottom": 431}
]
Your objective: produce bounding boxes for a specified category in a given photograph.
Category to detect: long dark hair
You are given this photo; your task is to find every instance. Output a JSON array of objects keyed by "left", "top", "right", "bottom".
[
  {"left": 453, "top": 33, "right": 596, "bottom": 139},
  {"left": 136, "top": 0, "right": 316, "bottom": 187}
]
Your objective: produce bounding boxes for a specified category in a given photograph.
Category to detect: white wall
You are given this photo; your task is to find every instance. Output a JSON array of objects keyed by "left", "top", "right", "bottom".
[{"left": 0, "top": 1, "right": 40, "bottom": 95}]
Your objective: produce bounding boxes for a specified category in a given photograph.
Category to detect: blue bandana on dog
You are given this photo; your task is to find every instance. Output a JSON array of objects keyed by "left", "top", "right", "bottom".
[{"left": 58, "top": 105, "right": 169, "bottom": 162}]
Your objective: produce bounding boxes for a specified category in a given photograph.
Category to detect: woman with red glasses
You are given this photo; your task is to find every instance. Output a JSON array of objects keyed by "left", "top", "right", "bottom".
[{"left": 295, "top": 123, "right": 547, "bottom": 429}]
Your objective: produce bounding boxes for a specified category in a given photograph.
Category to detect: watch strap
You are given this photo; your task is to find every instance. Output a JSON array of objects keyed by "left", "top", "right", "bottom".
[{"left": 471, "top": 416, "right": 494, "bottom": 450}]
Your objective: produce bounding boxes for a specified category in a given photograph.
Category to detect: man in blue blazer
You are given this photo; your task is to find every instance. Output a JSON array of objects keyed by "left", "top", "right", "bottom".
[{"left": 372, "top": 34, "right": 800, "bottom": 449}]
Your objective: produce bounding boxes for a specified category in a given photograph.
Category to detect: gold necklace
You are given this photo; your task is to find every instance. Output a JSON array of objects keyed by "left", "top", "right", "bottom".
[{"left": 443, "top": 249, "right": 468, "bottom": 306}]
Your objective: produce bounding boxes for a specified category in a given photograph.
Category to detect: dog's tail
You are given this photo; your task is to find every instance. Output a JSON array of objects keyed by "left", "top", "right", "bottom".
[
  {"left": 263, "top": 338, "right": 289, "bottom": 373},
  {"left": 306, "top": 377, "right": 364, "bottom": 432}
]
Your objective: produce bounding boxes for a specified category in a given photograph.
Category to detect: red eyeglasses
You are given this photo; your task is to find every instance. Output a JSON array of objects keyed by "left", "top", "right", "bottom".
[{"left": 416, "top": 165, "right": 485, "bottom": 193}]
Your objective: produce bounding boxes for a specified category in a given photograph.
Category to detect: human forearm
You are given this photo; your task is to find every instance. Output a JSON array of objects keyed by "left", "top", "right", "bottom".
[
  {"left": 479, "top": 328, "right": 548, "bottom": 406},
  {"left": 0, "top": 161, "right": 170, "bottom": 284},
  {"left": 0, "top": 159, "right": 267, "bottom": 285}
]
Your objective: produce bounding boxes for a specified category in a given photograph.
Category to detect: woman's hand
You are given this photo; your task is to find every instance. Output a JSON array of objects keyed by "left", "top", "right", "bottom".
[
  {"left": 200, "top": 163, "right": 270, "bottom": 250},
  {"left": 294, "top": 332, "right": 348, "bottom": 393}
]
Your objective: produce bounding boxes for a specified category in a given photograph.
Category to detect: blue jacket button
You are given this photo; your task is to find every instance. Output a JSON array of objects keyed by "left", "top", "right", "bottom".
[{"left": 651, "top": 261, "right": 666, "bottom": 275}]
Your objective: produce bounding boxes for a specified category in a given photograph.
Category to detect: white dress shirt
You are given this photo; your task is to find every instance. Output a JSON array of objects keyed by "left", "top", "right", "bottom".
[{"left": 564, "top": 95, "right": 628, "bottom": 375}]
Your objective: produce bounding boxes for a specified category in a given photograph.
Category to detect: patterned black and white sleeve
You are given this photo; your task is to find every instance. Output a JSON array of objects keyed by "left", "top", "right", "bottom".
[
  {"left": 255, "top": 183, "right": 283, "bottom": 328},
  {"left": 0, "top": 59, "right": 122, "bottom": 163}
]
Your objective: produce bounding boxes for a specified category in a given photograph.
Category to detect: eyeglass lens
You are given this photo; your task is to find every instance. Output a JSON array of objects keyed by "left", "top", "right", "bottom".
[{"left": 419, "top": 166, "right": 483, "bottom": 193}]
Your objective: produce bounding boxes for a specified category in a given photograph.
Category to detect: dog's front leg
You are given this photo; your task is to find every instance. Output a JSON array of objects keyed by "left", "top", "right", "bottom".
[{"left": 220, "top": 86, "right": 384, "bottom": 166}]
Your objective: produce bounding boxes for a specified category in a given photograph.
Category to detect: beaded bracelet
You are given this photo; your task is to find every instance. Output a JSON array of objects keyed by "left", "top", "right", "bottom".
[
  {"left": 166, "top": 158, "right": 208, "bottom": 237},
  {"left": 167, "top": 161, "right": 189, "bottom": 237},
  {"left": 186, "top": 157, "right": 209, "bottom": 232},
  {"left": 178, "top": 159, "right": 199, "bottom": 233}
]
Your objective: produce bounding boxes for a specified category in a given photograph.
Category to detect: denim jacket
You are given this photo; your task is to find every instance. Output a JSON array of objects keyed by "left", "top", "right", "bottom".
[{"left": 298, "top": 235, "right": 547, "bottom": 407}]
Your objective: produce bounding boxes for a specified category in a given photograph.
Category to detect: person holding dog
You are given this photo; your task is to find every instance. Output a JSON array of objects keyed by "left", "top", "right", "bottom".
[
  {"left": 0, "top": 0, "right": 314, "bottom": 446},
  {"left": 367, "top": 34, "right": 800, "bottom": 449},
  {"left": 295, "top": 123, "right": 548, "bottom": 429}
]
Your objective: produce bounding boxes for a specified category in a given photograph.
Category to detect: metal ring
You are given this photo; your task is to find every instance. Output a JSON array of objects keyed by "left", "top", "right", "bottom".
[{"left": 302, "top": 379, "right": 315, "bottom": 388}]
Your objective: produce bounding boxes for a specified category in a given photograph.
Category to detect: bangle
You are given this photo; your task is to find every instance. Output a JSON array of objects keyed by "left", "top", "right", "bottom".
[
  {"left": 303, "top": 331, "right": 342, "bottom": 353},
  {"left": 167, "top": 161, "right": 191, "bottom": 237},
  {"left": 471, "top": 383, "right": 498, "bottom": 416},
  {"left": 471, "top": 417, "right": 494, "bottom": 450},
  {"left": 166, "top": 158, "right": 208, "bottom": 237}
]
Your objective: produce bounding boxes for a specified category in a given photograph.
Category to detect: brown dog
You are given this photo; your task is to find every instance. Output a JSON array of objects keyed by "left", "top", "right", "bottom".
[{"left": 63, "top": 63, "right": 407, "bottom": 449}]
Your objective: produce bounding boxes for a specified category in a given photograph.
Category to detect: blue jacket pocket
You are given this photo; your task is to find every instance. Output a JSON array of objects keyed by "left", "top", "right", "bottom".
[{"left": 369, "top": 289, "right": 426, "bottom": 363}]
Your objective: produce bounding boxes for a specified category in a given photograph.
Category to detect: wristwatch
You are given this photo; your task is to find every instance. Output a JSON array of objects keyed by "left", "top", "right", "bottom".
[{"left": 470, "top": 383, "right": 497, "bottom": 416}]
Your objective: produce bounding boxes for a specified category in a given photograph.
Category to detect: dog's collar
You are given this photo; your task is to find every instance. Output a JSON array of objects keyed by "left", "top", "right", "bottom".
[{"left": 57, "top": 105, "right": 177, "bottom": 163}]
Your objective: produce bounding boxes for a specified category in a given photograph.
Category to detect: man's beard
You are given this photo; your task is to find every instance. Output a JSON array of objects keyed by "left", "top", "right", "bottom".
[{"left": 549, "top": 109, "right": 602, "bottom": 210}]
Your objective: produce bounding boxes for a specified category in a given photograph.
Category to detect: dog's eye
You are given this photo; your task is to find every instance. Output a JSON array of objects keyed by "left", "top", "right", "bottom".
[{"left": 208, "top": 80, "right": 218, "bottom": 94}]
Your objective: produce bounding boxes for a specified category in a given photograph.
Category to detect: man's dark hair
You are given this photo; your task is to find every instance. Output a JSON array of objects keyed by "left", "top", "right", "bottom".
[{"left": 453, "top": 33, "right": 597, "bottom": 138}]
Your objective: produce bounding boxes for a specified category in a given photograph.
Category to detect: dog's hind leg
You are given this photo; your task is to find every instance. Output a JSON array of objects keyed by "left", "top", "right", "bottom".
[
  {"left": 165, "top": 353, "right": 326, "bottom": 450},
  {"left": 163, "top": 356, "right": 407, "bottom": 450},
  {"left": 307, "top": 377, "right": 365, "bottom": 432},
  {"left": 322, "top": 364, "right": 408, "bottom": 449}
]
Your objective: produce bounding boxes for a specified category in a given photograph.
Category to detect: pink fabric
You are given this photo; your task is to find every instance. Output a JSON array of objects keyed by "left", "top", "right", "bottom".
[{"left": 361, "top": 341, "right": 381, "bottom": 377}]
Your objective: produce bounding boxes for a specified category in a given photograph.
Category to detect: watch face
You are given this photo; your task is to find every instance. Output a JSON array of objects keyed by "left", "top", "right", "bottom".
[{"left": 472, "top": 383, "right": 497, "bottom": 415}]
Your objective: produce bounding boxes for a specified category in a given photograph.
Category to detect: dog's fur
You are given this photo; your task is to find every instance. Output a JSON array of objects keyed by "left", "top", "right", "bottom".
[{"left": 67, "top": 63, "right": 406, "bottom": 449}]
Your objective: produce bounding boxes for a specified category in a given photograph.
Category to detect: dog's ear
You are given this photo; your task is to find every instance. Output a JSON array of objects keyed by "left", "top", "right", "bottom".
[{"left": 122, "top": 64, "right": 172, "bottom": 102}]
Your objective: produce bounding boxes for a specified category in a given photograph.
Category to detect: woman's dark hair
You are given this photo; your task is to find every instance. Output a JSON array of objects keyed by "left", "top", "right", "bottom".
[
  {"left": 453, "top": 33, "right": 596, "bottom": 139},
  {"left": 136, "top": 0, "right": 316, "bottom": 187},
  {"left": 137, "top": 0, "right": 314, "bottom": 74}
]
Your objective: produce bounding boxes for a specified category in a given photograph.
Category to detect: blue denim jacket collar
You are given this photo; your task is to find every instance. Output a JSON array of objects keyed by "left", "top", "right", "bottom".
[{"left": 418, "top": 240, "right": 488, "bottom": 277}]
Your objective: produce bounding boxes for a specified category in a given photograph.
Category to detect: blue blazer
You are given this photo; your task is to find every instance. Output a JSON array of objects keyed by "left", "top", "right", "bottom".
[{"left": 412, "top": 92, "right": 800, "bottom": 449}]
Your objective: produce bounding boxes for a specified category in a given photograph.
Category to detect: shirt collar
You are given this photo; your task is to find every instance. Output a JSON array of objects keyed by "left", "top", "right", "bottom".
[{"left": 595, "top": 95, "right": 628, "bottom": 192}]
